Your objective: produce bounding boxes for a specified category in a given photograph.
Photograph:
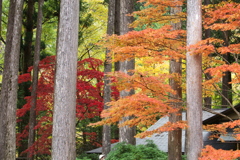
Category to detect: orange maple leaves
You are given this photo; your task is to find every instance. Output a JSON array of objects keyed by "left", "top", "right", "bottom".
[
  {"left": 131, "top": 0, "right": 185, "bottom": 27},
  {"left": 92, "top": 0, "right": 186, "bottom": 138},
  {"left": 200, "top": 145, "right": 240, "bottom": 160},
  {"left": 94, "top": 0, "right": 240, "bottom": 159},
  {"left": 104, "top": 25, "right": 186, "bottom": 62},
  {"left": 203, "top": 1, "right": 240, "bottom": 31}
]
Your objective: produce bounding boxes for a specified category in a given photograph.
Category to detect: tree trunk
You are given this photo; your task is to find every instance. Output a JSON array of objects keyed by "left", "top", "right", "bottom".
[
  {"left": 102, "top": 0, "right": 115, "bottom": 156},
  {"left": 203, "top": 0, "right": 212, "bottom": 109},
  {"left": 114, "top": 0, "right": 120, "bottom": 71},
  {"left": 221, "top": 68, "right": 232, "bottom": 108},
  {"left": 0, "top": 0, "right": 2, "bottom": 41},
  {"left": 0, "top": 0, "right": 2, "bottom": 75},
  {"left": 18, "top": 1, "right": 36, "bottom": 155},
  {"left": 168, "top": 3, "right": 182, "bottom": 160},
  {"left": 51, "top": 0, "right": 79, "bottom": 159},
  {"left": 27, "top": 0, "right": 44, "bottom": 159},
  {"left": 168, "top": 5, "right": 182, "bottom": 159},
  {"left": 0, "top": 0, "right": 24, "bottom": 159},
  {"left": 119, "top": 0, "right": 135, "bottom": 145},
  {"left": 186, "top": 0, "right": 203, "bottom": 159},
  {"left": 221, "top": 30, "right": 232, "bottom": 108},
  {"left": 22, "top": 0, "right": 35, "bottom": 74}
]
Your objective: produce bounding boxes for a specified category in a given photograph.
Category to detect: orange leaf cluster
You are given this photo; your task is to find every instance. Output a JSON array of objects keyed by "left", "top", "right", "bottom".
[
  {"left": 200, "top": 145, "right": 240, "bottom": 160},
  {"left": 136, "top": 120, "right": 187, "bottom": 138},
  {"left": 131, "top": 0, "right": 185, "bottom": 27},
  {"left": 105, "top": 26, "right": 185, "bottom": 63},
  {"left": 204, "top": 120, "right": 240, "bottom": 135},
  {"left": 92, "top": 0, "right": 186, "bottom": 138},
  {"left": 204, "top": 63, "right": 240, "bottom": 85},
  {"left": 91, "top": 71, "right": 182, "bottom": 132},
  {"left": 203, "top": 2, "right": 240, "bottom": 31}
]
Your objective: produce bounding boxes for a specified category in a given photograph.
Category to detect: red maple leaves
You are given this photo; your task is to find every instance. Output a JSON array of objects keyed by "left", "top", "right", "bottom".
[{"left": 17, "top": 56, "right": 118, "bottom": 156}]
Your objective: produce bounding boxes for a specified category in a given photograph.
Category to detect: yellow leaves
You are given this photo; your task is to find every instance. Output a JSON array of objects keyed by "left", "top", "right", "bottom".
[
  {"left": 202, "top": 55, "right": 224, "bottom": 70},
  {"left": 136, "top": 57, "right": 169, "bottom": 75},
  {"left": 78, "top": 0, "right": 108, "bottom": 59}
]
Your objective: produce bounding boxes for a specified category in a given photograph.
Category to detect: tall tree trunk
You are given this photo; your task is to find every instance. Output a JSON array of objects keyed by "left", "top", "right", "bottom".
[
  {"left": 119, "top": 0, "right": 135, "bottom": 145},
  {"left": 27, "top": 0, "right": 44, "bottom": 159},
  {"left": 221, "top": 31, "right": 232, "bottom": 108},
  {"left": 102, "top": 0, "right": 115, "bottom": 156},
  {"left": 0, "top": 0, "right": 2, "bottom": 42},
  {"left": 204, "top": 0, "right": 212, "bottom": 109},
  {"left": 18, "top": 0, "right": 36, "bottom": 155},
  {"left": 221, "top": 67, "right": 232, "bottom": 108},
  {"left": 114, "top": 0, "right": 120, "bottom": 72},
  {"left": 23, "top": 0, "right": 35, "bottom": 74},
  {"left": 186, "top": 0, "right": 203, "bottom": 159},
  {"left": 0, "top": 0, "right": 24, "bottom": 159},
  {"left": 168, "top": 5, "right": 182, "bottom": 160},
  {"left": 0, "top": 0, "right": 2, "bottom": 74},
  {"left": 51, "top": 0, "right": 79, "bottom": 159}
]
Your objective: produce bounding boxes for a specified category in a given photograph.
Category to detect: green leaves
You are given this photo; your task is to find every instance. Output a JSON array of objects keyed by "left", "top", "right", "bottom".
[{"left": 106, "top": 140, "right": 168, "bottom": 160}]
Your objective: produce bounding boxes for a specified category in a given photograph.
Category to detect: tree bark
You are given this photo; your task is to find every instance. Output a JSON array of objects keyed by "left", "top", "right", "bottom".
[
  {"left": 27, "top": 0, "right": 44, "bottom": 159},
  {"left": 168, "top": 3, "right": 182, "bottom": 160},
  {"left": 221, "top": 31, "right": 232, "bottom": 108},
  {"left": 114, "top": 0, "right": 120, "bottom": 71},
  {"left": 0, "top": 0, "right": 24, "bottom": 159},
  {"left": 102, "top": 0, "right": 115, "bottom": 156},
  {"left": 221, "top": 68, "right": 232, "bottom": 108},
  {"left": 203, "top": 0, "right": 212, "bottom": 109},
  {"left": 0, "top": 0, "right": 2, "bottom": 41},
  {"left": 18, "top": 0, "right": 35, "bottom": 155},
  {"left": 119, "top": 0, "right": 136, "bottom": 145},
  {"left": 186, "top": 0, "right": 203, "bottom": 159},
  {"left": 168, "top": 5, "right": 182, "bottom": 159},
  {"left": 51, "top": 0, "right": 79, "bottom": 159},
  {"left": 22, "top": 0, "right": 35, "bottom": 74}
]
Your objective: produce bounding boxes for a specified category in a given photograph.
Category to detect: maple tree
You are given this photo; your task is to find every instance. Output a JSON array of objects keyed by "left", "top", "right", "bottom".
[
  {"left": 93, "top": 0, "right": 240, "bottom": 159},
  {"left": 93, "top": 0, "right": 187, "bottom": 138},
  {"left": 17, "top": 56, "right": 118, "bottom": 156},
  {"left": 198, "top": 1, "right": 240, "bottom": 159}
]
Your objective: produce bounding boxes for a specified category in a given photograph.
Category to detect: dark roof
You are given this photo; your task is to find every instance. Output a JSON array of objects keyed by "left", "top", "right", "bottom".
[
  {"left": 136, "top": 110, "right": 226, "bottom": 152},
  {"left": 203, "top": 104, "right": 240, "bottom": 124},
  {"left": 218, "top": 133, "right": 238, "bottom": 142},
  {"left": 87, "top": 109, "right": 227, "bottom": 154},
  {"left": 86, "top": 143, "right": 117, "bottom": 154}
]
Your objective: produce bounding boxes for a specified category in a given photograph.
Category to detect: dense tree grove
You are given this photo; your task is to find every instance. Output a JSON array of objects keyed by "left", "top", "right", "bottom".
[{"left": 0, "top": 0, "right": 239, "bottom": 160}]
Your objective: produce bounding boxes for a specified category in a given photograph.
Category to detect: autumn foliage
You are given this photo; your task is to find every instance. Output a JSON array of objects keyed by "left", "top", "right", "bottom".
[
  {"left": 201, "top": 0, "right": 240, "bottom": 152},
  {"left": 92, "top": 0, "right": 187, "bottom": 137},
  {"left": 93, "top": 0, "right": 240, "bottom": 159},
  {"left": 16, "top": 0, "right": 240, "bottom": 158},
  {"left": 17, "top": 56, "right": 118, "bottom": 156}
]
